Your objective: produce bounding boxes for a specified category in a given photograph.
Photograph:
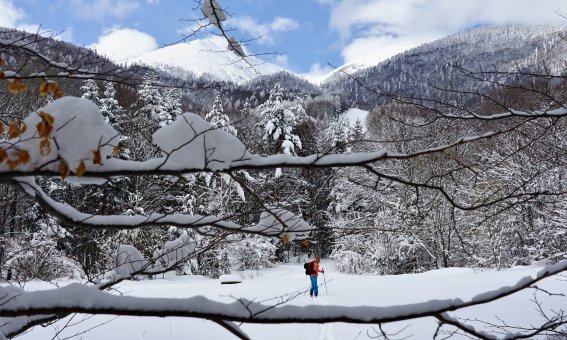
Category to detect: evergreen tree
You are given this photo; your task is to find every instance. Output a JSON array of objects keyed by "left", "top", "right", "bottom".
[
  {"left": 350, "top": 118, "right": 366, "bottom": 143},
  {"left": 99, "top": 82, "right": 123, "bottom": 126},
  {"left": 137, "top": 72, "right": 170, "bottom": 127},
  {"left": 328, "top": 115, "right": 350, "bottom": 154},
  {"left": 205, "top": 93, "right": 237, "bottom": 136},
  {"left": 80, "top": 79, "right": 100, "bottom": 107},
  {"left": 163, "top": 88, "right": 183, "bottom": 123},
  {"left": 259, "top": 83, "right": 302, "bottom": 155}
]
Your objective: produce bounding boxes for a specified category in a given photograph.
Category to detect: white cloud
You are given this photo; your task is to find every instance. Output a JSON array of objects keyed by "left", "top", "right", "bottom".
[
  {"left": 68, "top": 0, "right": 140, "bottom": 20},
  {"left": 230, "top": 16, "right": 300, "bottom": 45},
  {"left": 0, "top": 0, "right": 24, "bottom": 27},
  {"left": 328, "top": 0, "right": 567, "bottom": 63},
  {"left": 89, "top": 28, "right": 158, "bottom": 62},
  {"left": 271, "top": 17, "right": 300, "bottom": 31},
  {"left": 0, "top": 1, "right": 73, "bottom": 41}
]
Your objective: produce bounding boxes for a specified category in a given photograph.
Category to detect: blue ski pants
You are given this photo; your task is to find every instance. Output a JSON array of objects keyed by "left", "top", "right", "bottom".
[{"left": 309, "top": 276, "right": 318, "bottom": 296}]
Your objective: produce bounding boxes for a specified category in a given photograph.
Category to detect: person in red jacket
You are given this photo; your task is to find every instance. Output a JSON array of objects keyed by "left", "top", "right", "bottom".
[{"left": 309, "top": 256, "right": 324, "bottom": 298}]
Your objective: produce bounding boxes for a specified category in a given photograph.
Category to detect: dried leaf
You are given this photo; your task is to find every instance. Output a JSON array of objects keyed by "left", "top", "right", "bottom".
[
  {"left": 20, "top": 122, "right": 27, "bottom": 134},
  {"left": 93, "top": 149, "right": 102, "bottom": 165},
  {"left": 36, "top": 111, "right": 54, "bottom": 137},
  {"left": 7, "top": 159, "right": 18, "bottom": 170},
  {"left": 301, "top": 239, "right": 310, "bottom": 247},
  {"left": 18, "top": 150, "right": 30, "bottom": 164},
  {"left": 7, "top": 79, "right": 27, "bottom": 94},
  {"left": 75, "top": 161, "right": 86, "bottom": 176},
  {"left": 54, "top": 89, "right": 63, "bottom": 99},
  {"left": 0, "top": 121, "right": 4, "bottom": 135},
  {"left": 40, "top": 138, "right": 51, "bottom": 156},
  {"left": 0, "top": 56, "right": 3, "bottom": 66},
  {"left": 279, "top": 232, "right": 290, "bottom": 244},
  {"left": 0, "top": 71, "right": 4, "bottom": 80},
  {"left": 59, "top": 160, "right": 69, "bottom": 179},
  {"left": 39, "top": 79, "right": 49, "bottom": 96},
  {"left": 113, "top": 146, "right": 120, "bottom": 157},
  {"left": 0, "top": 148, "right": 7, "bottom": 163},
  {"left": 7, "top": 120, "right": 20, "bottom": 139}
]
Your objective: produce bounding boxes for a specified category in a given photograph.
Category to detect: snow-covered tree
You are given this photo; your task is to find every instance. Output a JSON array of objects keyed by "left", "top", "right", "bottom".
[
  {"left": 163, "top": 87, "right": 183, "bottom": 123},
  {"left": 99, "top": 82, "right": 123, "bottom": 125},
  {"left": 327, "top": 115, "right": 350, "bottom": 154},
  {"left": 205, "top": 93, "right": 237, "bottom": 136},
  {"left": 136, "top": 72, "right": 170, "bottom": 127},
  {"left": 259, "top": 83, "right": 302, "bottom": 155},
  {"left": 80, "top": 79, "right": 100, "bottom": 107}
]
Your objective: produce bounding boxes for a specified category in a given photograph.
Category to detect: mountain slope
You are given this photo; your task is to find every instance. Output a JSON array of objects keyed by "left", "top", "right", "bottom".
[
  {"left": 321, "top": 25, "right": 567, "bottom": 107},
  {"left": 128, "top": 36, "right": 283, "bottom": 84}
]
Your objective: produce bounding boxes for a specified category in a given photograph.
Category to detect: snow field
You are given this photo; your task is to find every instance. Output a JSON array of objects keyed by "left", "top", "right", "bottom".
[{"left": 13, "top": 261, "right": 566, "bottom": 339}]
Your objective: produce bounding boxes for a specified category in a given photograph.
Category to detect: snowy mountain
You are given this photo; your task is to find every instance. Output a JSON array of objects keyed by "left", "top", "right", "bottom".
[
  {"left": 128, "top": 36, "right": 283, "bottom": 84},
  {"left": 321, "top": 25, "right": 567, "bottom": 107}
]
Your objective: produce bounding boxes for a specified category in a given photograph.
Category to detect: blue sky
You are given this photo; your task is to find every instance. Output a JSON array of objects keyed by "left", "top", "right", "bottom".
[{"left": 1, "top": 0, "right": 567, "bottom": 77}]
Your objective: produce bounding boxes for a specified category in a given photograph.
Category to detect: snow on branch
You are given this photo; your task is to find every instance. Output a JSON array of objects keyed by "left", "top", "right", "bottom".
[
  {"left": 13, "top": 177, "right": 313, "bottom": 239},
  {"left": 0, "top": 98, "right": 515, "bottom": 179}
]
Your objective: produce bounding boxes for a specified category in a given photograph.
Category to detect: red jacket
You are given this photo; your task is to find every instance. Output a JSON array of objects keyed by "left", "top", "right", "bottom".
[{"left": 309, "top": 260, "right": 322, "bottom": 277}]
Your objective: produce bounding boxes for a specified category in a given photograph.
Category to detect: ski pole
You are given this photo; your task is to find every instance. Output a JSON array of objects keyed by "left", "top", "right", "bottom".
[{"left": 322, "top": 271, "right": 328, "bottom": 295}]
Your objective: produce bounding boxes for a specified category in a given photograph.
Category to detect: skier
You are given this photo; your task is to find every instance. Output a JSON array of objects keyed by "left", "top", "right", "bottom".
[{"left": 308, "top": 256, "right": 324, "bottom": 298}]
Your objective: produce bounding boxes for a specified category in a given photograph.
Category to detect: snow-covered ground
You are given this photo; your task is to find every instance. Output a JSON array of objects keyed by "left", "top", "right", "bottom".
[
  {"left": 344, "top": 108, "right": 368, "bottom": 127},
  {"left": 13, "top": 261, "right": 566, "bottom": 339}
]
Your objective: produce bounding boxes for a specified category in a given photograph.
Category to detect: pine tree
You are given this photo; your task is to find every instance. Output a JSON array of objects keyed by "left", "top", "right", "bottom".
[
  {"left": 163, "top": 88, "right": 183, "bottom": 123},
  {"left": 206, "top": 93, "right": 237, "bottom": 136},
  {"left": 137, "top": 72, "right": 170, "bottom": 127},
  {"left": 350, "top": 118, "right": 366, "bottom": 142},
  {"left": 81, "top": 79, "right": 100, "bottom": 107},
  {"left": 99, "top": 82, "right": 123, "bottom": 126},
  {"left": 259, "top": 83, "right": 302, "bottom": 155},
  {"left": 328, "top": 115, "right": 350, "bottom": 154}
]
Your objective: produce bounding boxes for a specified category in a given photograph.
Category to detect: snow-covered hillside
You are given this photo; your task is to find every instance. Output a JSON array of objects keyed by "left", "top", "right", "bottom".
[
  {"left": 129, "top": 36, "right": 283, "bottom": 84},
  {"left": 15, "top": 261, "right": 566, "bottom": 339},
  {"left": 321, "top": 25, "right": 567, "bottom": 105}
]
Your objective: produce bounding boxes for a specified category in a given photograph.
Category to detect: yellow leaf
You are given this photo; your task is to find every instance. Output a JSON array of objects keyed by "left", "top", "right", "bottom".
[
  {"left": 39, "top": 79, "right": 49, "bottom": 96},
  {"left": 113, "top": 146, "right": 120, "bottom": 157},
  {"left": 54, "top": 89, "right": 63, "bottom": 99},
  {"left": 0, "top": 148, "right": 7, "bottom": 163},
  {"left": 59, "top": 160, "right": 69, "bottom": 179},
  {"left": 93, "top": 149, "right": 102, "bottom": 165},
  {"left": 75, "top": 161, "right": 86, "bottom": 176},
  {"left": 18, "top": 150, "right": 30, "bottom": 164},
  {"left": 39, "top": 138, "right": 51, "bottom": 156},
  {"left": 7, "top": 159, "right": 18, "bottom": 170},
  {"left": 7, "top": 79, "right": 27, "bottom": 94}
]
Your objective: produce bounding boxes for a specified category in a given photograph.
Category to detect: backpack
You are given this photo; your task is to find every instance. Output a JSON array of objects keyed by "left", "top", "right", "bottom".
[{"left": 304, "top": 261, "right": 315, "bottom": 275}]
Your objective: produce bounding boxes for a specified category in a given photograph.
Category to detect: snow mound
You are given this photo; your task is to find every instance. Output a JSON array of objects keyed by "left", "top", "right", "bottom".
[{"left": 219, "top": 274, "right": 242, "bottom": 284}]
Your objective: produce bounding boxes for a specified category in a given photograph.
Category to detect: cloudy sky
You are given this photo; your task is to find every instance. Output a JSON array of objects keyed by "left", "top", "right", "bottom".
[{"left": 1, "top": 0, "right": 566, "bottom": 77}]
